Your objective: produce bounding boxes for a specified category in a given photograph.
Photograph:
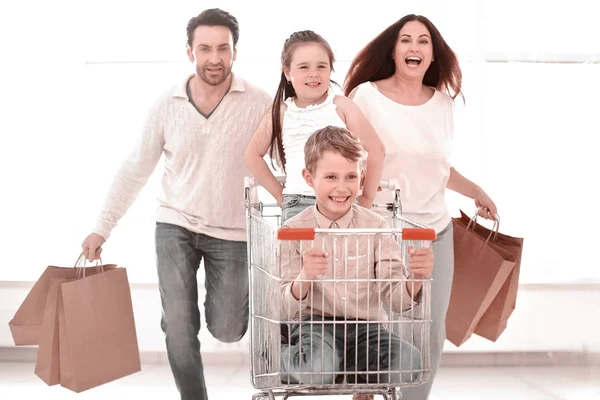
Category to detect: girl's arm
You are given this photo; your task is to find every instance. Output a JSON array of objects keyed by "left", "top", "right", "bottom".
[
  {"left": 244, "top": 110, "right": 285, "bottom": 206},
  {"left": 334, "top": 95, "right": 386, "bottom": 208}
]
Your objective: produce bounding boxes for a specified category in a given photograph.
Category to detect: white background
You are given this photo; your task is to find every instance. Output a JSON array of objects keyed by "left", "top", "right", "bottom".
[{"left": 0, "top": 0, "right": 598, "bottom": 285}]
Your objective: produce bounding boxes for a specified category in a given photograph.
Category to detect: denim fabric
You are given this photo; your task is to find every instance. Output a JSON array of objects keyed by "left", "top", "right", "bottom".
[
  {"left": 280, "top": 194, "right": 316, "bottom": 225},
  {"left": 280, "top": 315, "right": 421, "bottom": 386},
  {"left": 400, "top": 221, "right": 454, "bottom": 399},
  {"left": 155, "top": 222, "right": 249, "bottom": 400}
]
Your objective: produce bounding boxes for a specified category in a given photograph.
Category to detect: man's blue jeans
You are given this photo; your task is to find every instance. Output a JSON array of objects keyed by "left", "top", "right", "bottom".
[{"left": 155, "top": 222, "right": 249, "bottom": 400}]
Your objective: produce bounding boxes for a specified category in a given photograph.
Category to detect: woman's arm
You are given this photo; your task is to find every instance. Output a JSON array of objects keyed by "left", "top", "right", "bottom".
[{"left": 447, "top": 167, "right": 498, "bottom": 219}]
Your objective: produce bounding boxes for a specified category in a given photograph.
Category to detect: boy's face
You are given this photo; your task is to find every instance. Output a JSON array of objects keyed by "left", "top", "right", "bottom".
[{"left": 303, "top": 150, "right": 363, "bottom": 221}]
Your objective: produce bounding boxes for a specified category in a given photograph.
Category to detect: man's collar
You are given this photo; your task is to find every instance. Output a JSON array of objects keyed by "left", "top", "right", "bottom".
[{"left": 172, "top": 72, "right": 245, "bottom": 99}]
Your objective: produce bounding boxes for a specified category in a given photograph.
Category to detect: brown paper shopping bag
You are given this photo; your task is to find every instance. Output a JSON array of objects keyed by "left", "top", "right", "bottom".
[
  {"left": 8, "top": 255, "right": 117, "bottom": 345},
  {"left": 457, "top": 211, "right": 524, "bottom": 341},
  {"left": 445, "top": 212, "right": 516, "bottom": 347},
  {"left": 58, "top": 267, "right": 141, "bottom": 393},
  {"left": 34, "top": 277, "right": 68, "bottom": 386}
]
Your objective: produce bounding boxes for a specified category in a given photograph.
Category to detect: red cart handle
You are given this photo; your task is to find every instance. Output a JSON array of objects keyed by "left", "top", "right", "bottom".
[{"left": 277, "top": 227, "right": 436, "bottom": 241}]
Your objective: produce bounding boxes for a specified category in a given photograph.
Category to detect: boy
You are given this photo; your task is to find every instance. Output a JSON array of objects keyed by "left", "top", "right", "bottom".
[{"left": 279, "top": 126, "right": 434, "bottom": 395}]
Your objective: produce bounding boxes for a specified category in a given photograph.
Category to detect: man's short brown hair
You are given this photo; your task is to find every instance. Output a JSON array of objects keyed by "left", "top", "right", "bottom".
[{"left": 304, "top": 126, "right": 365, "bottom": 173}]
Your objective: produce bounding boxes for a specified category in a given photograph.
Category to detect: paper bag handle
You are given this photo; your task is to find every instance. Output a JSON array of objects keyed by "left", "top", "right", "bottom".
[{"left": 73, "top": 252, "right": 106, "bottom": 278}]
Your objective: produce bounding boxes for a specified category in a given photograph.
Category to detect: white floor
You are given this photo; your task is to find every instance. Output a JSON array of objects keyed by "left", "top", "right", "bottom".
[{"left": 1, "top": 361, "right": 599, "bottom": 399}]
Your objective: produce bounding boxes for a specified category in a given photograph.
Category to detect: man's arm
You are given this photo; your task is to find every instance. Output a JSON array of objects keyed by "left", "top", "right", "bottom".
[{"left": 91, "top": 97, "right": 166, "bottom": 241}]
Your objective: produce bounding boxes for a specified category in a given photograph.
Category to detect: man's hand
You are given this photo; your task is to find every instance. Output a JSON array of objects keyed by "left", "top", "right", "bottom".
[{"left": 81, "top": 233, "right": 106, "bottom": 261}]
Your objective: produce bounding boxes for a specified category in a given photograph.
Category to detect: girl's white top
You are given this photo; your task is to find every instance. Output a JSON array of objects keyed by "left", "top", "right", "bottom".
[{"left": 282, "top": 88, "right": 347, "bottom": 196}]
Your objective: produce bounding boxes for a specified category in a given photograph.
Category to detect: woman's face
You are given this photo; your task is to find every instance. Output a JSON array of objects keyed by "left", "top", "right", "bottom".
[{"left": 393, "top": 20, "right": 434, "bottom": 80}]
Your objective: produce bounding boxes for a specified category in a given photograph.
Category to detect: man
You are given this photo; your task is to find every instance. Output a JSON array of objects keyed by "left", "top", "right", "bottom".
[{"left": 81, "top": 9, "right": 272, "bottom": 399}]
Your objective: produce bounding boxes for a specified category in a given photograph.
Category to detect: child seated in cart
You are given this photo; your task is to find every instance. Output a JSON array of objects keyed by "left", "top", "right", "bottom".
[{"left": 278, "top": 126, "right": 434, "bottom": 392}]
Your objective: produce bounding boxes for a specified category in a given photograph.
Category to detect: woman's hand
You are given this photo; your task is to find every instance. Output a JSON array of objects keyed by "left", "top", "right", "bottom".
[{"left": 474, "top": 188, "right": 498, "bottom": 220}]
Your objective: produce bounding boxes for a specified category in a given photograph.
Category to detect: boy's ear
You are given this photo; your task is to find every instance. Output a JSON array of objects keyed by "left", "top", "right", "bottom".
[{"left": 302, "top": 168, "right": 314, "bottom": 188}]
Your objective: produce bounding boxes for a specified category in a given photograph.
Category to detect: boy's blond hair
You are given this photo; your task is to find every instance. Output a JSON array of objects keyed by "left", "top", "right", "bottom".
[{"left": 304, "top": 126, "right": 365, "bottom": 173}]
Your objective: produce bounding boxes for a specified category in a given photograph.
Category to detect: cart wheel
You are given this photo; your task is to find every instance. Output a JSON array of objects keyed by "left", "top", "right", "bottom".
[
  {"left": 251, "top": 392, "right": 269, "bottom": 400},
  {"left": 387, "top": 387, "right": 399, "bottom": 400}
]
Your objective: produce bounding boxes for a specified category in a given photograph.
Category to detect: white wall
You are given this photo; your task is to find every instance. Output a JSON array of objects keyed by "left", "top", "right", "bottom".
[
  {"left": 1, "top": 1, "right": 599, "bottom": 284},
  {"left": 1, "top": 0, "right": 599, "bottom": 358}
]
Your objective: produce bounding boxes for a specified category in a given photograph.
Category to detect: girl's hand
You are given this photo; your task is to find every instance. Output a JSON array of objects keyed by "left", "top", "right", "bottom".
[{"left": 357, "top": 194, "right": 373, "bottom": 209}]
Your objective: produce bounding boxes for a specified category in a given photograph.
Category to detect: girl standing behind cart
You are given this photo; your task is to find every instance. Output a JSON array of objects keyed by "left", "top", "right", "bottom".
[{"left": 244, "top": 30, "right": 386, "bottom": 224}]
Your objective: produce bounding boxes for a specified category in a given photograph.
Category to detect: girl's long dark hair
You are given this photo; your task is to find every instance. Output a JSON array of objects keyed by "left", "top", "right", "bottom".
[{"left": 269, "top": 30, "right": 335, "bottom": 171}]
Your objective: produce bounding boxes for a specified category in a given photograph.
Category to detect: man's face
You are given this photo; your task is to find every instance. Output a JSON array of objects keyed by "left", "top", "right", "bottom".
[{"left": 187, "top": 25, "right": 236, "bottom": 86}]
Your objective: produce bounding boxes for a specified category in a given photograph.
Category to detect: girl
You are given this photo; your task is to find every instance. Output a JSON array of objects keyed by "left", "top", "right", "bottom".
[{"left": 244, "top": 30, "right": 385, "bottom": 224}]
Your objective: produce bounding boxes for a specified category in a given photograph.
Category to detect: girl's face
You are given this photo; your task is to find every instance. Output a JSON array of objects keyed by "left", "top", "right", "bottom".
[
  {"left": 284, "top": 43, "right": 332, "bottom": 107},
  {"left": 393, "top": 20, "right": 434, "bottom": 81}
]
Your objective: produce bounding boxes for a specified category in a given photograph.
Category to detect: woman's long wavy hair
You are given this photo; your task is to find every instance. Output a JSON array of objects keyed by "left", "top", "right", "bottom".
[{"left": 344, "top": 14, "right": 462, "bottom": 100}]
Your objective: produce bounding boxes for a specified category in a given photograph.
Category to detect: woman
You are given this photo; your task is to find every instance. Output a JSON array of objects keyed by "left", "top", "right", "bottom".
[{"left": 345, "top": 14, "right": 497, "bottom": 400}]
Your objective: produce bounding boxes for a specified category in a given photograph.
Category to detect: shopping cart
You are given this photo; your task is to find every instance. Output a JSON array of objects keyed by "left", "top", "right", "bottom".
[{"left": 245, "top": 177, "right": 435, "bottom": 400}]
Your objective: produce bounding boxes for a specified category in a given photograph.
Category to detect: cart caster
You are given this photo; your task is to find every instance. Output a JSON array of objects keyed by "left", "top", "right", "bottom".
[
  {"left": 387, "top": 387, "right": 399, "bottom": 400},
  {"left": 252, "top": 391, "right": 275, "bottom": 400},
  {"left": 377, "top": 388, "right": 399, "bottom": 400},
  {"left": 252, "top": 392, "right": 274, "bottom": 400}
]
